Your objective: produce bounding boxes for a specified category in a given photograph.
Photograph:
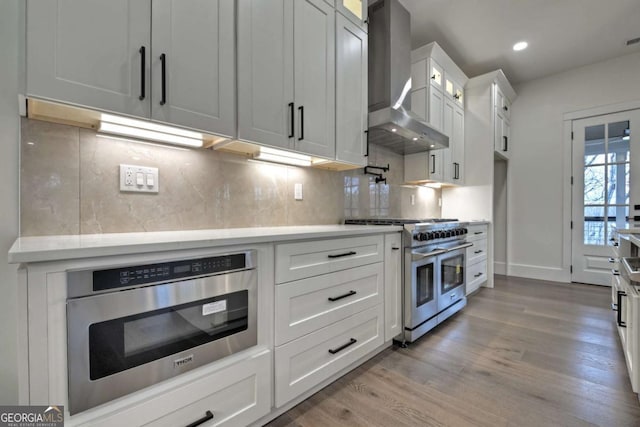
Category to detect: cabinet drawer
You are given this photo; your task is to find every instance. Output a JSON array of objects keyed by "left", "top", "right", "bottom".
[
  {"left": 466, "top": 224, "right": 488, "bottom": 242},
  {"left": 275, "top": 263, "right": 383, "bottom": 345},
  {"left": 274, "top": 304, "right": 384, "bottom": 407},
  {"left": 467, "top": 239, "right": 487, "bottom": 265},
  {"left": 275, "top": 235, "right": 383, "bottom": 283},
  {"left": 144, "top": 352, "right": 270, "bottom": 427},
  {"left": 466, "top": 260, "right": 487, "bottom": 295}
]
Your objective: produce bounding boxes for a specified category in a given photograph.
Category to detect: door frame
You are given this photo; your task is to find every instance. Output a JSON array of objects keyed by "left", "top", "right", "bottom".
[{"left": 562, "top": 100, "right": 640, "bottom": 283}]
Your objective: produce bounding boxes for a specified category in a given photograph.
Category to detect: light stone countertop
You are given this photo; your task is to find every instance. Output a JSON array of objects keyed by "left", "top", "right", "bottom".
[{"left": 9, "top": 225, "right": 403, "bottom": 264}]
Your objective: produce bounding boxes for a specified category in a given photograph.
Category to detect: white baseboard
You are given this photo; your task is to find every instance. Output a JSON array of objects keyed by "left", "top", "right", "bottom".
[
  {"left": 494, "top": 261, "right": 506, "bottom": 275},
  {"left": 508, "top": 263, "right": 570, "bottom": 283}
]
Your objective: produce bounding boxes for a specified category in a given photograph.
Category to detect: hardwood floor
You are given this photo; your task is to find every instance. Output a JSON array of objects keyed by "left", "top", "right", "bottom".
[{"left": 266, "top": 275, "right": 640, "bottom": 427}]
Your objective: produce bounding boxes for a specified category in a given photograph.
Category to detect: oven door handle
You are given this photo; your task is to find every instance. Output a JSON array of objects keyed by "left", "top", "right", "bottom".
[
  {"left": 411, "top": 249, "right": 447, "bottom": 261},
  {"left": 445, "top": 242, "right": 473, "bottom": 252}
]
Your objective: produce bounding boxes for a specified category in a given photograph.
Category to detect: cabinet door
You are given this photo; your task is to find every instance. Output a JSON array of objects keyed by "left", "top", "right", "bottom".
[
  {"left": 293, "top": 0, "right": 336, "bottom": 158},
  {"left": 336, "top": 0, "right": 368, "bottom": 31},
  {"left": 494, "top": 111, "right": 510, "bottom": 159},
  {"left": 428, "top": 58, "right": 444, "bottom": 90},
  {"left": 403, "top": 151, "right": 443, "bottom": 183},
  {"left": 428, "top": 87, "right": 444, "bottom": 132},
  {"left": 442, "top": 99, "right": 454, "bottom": 182},
  {"left": 151, "top": 0, "right": 235, "bottom": 138},
  {"left": 238, "top": 0, "right": 294, "bottom": 149},
  {"left": 336, "top": 12, "right": 368, "bottom": 166},
  {"left": 452, "top": 105, "right": 465, "bottom": 184},
  {"left": 27, "top": 0, "right": 151, "bottom": 118},
  {"left": 384, "top": 233, "right": 402, "bottom": 341}
]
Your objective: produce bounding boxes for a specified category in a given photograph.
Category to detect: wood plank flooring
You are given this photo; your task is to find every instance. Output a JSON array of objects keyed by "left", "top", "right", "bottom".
[{"left": 266, "top": 275, "right": 640, "bottom": 427}]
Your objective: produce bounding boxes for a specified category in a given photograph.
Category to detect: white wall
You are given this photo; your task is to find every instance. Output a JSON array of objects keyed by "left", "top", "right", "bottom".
[
  {"left": 510, "top": 51, "right": 640, "bottom": 281},
  {"left": 0, "top": 0, "right": 22, "bottom": 404}
]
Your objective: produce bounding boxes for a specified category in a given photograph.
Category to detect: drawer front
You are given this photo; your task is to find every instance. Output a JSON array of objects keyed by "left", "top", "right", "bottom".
[
  {"left": 143, "top": 351, "right": 271, "bottom": 427},
  {"left": 276, "top": 235, "right": 384, "bottom": 283},
  {"left": 274, "top": 304, "right": 384, "bottom": 407},
  {"left": 466, "top": 260, "right": 487, "bottom": 295},
  {"left": 466, "top": 224, "right": 488, "bottom": 242},
  {"left": 275, "top": 263, "right": 383, "bottom": 345},
  {"left": 467, "top": 239, "right": 487, "bottom": 265}
]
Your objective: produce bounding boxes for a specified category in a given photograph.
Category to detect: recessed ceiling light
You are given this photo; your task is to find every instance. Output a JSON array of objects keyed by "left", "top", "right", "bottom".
[
  {"left": 430, "top": 144, "right": 435, "bottom": 148},
  {"left": 513, "top": 41, "right": 528, "bottom": 51},
  {"left": 391, "top": 128, "right": 397, "bottom": 132},
  {"left": 412, "top": 137, "right": 418, "bottom": 141}
]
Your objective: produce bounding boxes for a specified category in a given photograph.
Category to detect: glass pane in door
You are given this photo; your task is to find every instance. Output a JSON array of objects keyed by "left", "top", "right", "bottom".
[
  {"left": 416, "top": 263, "right": 435, "bottom": 306},
  {"left": 342, "top": 0, "right": 362, "bottom": 19},
  {"left": 441, "top": 254, "right": 464, "bottom": 293},
  {"left": 582, "top": 122, "right": 631, "bottom": 245}
]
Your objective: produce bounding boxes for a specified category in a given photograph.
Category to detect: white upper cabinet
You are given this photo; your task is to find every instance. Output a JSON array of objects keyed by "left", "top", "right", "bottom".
[
  {"left": 336, "top": 0, "right": 368, "bottom": 31},
  {"left": 335, "top": 12, "right": 367, "bottom": 165},
  {"left": 294, "top": 0, "right": 336, "bottom": 158},
  {"left": 151, "top": 0, "right": 236, "bottom": 137},
  {"left": 238, "top": 0, "right": 336, "bottom": 158},
  {"left": 27, "top": 0, "right": 151, "bottom": 118},
  {"left": 493, "top": 82, "right": 513, "bottom": 160},
  {"left": 237, "top": 0, "right": 294, "bottom": 149},
  {"left": 27, "top": 0, "right": 236, "bottom": 138}
]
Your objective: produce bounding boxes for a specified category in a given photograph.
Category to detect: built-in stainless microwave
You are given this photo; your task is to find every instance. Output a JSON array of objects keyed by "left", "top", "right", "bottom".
[{"left": 66, "top": 250, "right": 257, "bottom": 415}]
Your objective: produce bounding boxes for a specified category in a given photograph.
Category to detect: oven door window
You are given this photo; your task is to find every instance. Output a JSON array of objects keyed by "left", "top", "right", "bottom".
[
  {"left": 416, "top": 262, "right": 435, "bottom": 306},
  {"left": 441, "top": 253, "right": 464, "bottom": 294},
  {"left": 88, "top": 290, "right": 248, "bottom": 380}
]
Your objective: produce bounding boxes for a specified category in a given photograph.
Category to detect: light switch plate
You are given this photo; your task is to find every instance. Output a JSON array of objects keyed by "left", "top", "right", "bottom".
[
  {"left": 294, "top": 183, "right": 303, "bottom": 200},
  {"left": 120, "top": 164, "right": 159, "bottom": 193}
]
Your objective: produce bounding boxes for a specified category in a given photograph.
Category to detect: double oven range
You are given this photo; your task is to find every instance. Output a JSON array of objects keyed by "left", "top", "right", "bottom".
[{"left": 346, "top": 219, "right": 470, "bottom": 343}]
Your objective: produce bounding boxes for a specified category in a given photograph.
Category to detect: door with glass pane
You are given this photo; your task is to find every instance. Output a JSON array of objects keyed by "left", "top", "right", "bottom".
[{"left": 572, "top": 110, "right": 640, "bottom": 285}]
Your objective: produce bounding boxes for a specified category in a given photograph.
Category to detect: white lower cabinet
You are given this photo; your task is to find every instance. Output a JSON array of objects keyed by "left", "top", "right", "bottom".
[
  {"left": 275, "top": 263, "right": 383, "bottom": 345},
  {"left": 466, "top": 224, "right": 488, "bottom": 295},
  {"left": 274, "top": 304, "right": 384, "bottom": 407},
  {"left": 84, "top": 350, "right": 272, "bottom": 427},
  {"left": 384, "top": 233, "right": 402, "bottom": 341}
]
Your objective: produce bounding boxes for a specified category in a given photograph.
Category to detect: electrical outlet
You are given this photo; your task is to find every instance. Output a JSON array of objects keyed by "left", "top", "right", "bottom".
[
  {"left": 120, "top": 164, "right": 159, "bottom": 193},
  {"left": 294, "top": 183, "right": 303, "bottom": 200},
  {"left": 410, "top": 194, "right": 415, "bottom": 206}
]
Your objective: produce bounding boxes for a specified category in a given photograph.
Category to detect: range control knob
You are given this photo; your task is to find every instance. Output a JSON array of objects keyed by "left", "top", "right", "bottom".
[
  {"left": 462, "top": 228, "right": 468, "bottom": 235},
  {"left": 426, "top": 232, "right": 435, "bottom": 240},
  {"left": 414, "top": 232, "right": 426, "bottom": 241}
]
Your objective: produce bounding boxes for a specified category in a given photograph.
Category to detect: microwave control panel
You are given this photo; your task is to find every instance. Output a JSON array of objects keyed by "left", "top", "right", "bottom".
[{"left": 93, "top": 253, "right": 247, "bottom": 292}]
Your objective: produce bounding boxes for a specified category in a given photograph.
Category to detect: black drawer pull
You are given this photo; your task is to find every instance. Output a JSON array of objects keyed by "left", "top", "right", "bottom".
[
  {"left": 288, "top": 102, "right": 295, "bottom": 138},
  {"left": 298, "top": 105, "right": 304, "bottom": 141},
  {"left": 609, "top": 257, "right": 616, "bottom": 263},
  {"left": 328, "top": 290, "right": 357, "bottom": 302},
  {"left": 613, "top": 242, "right": 619, "bottom": 247},
  {"left": 617, "top": 291, "right": 627, "bottom": 328},
  {"left": 186, "top": 410, "right": 214, "bottom": 427},
  {"left": 612, "top": 269, "right": 620, "bottom": 276},
  {"left": 328, "top": 251, "right": 356, "bottom": 259},
  {"left": 391, "top": 247, "right": 400, "bottom": 251},
  {"left": 474, "top": 231, "right": 483, "bottom": 235},
  {"left": 474, "top": 272, "right": 483, "bottom": 278},
  {"left": 328, "top": 338, "right": 357, "bottom": 355},
  {"left": 474, "top": 250, "right": 483, "bottom": 254}
]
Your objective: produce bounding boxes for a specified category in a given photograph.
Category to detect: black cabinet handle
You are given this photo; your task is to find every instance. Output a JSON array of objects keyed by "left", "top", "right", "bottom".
[
  {"left": 185, "top": 410, "right": 214, "bottom": 427},
  {"left": 474, "top": 231, "right": 483, "bottom": 235},
  {"left": 609, "top": 257, "right": 616, "bottom": 263},
  {"left": 612, "top": 269, "right": 620, "bottom": 276},
  {"left": 504, "top": 105, "right": 509, "bottom": 112},
  {"left": 453, "top": 162, "right": 460, "bottom": 180},
  {"left": 617, "top": 291, "right": 627, "bottom": 327},
  {"left": 431, "top": 74, "right": 437, "bottom": 80},
  {"left": 364, "top": 129, "right": 369, "bottom": 157},
  {"left": 288, "top": 102, "right": 295, "bottom": 138},
  {"left": 328, "top": 290, "right": 357, "bottom": 302},
  {"left": 503, "top": 136, "right": 508, "bottom": 152},
  {"left": 613, "top": 242, "right": 619, "bottom": 247},
  {"left": 328, "top": 251, "right": 356, "bottom": 259},
  {"left": 474, "top": 250, "right": 483, "bottom": 254},
  {"left": 430, "top": 154, "right": 436, "bottom": 174},
  {"left": 453, "top": 93, "right": 460, "bottom": 100},
  {"left": 160, "top": 53, "right": 167, "bottom": 105},
  {"left": 328, "top": 338, "right": 357, "bottom": 355},
  {"left": 298, "top": 105, "right": 304, "bottom": 141},
  {"left": 391, "top": 247, "right": 400, "bottom": 251},
  {"left": 474, "top": 272, "right": 483, "bottom": 278},
  {"left": 139, "top": 46, "right": 146, "bottom": 100}
]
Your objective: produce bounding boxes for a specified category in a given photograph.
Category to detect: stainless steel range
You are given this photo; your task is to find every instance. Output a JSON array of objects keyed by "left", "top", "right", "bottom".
[{"left": 345, "top": 218, "right": 471, "bottom": 343}]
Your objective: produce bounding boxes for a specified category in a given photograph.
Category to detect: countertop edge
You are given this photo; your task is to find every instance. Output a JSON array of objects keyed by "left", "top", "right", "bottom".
[{"left": 9, "top": 225, "right": 404, "bottom": 264}]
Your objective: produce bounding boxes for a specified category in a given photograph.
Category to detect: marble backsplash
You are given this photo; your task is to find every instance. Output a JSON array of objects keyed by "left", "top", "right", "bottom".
[{"left": 20, "top": 118, "right": 440, "bottom": 236}]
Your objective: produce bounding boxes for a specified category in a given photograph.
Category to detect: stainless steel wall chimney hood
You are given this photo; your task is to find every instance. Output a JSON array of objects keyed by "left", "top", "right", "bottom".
[{"left": 368, "top": 0, "right": 448, "bottom": 155}]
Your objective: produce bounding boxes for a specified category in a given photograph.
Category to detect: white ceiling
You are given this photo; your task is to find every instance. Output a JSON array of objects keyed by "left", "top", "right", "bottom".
[{"left": 398, "top": 0, "right": 640, "bottom": 84}]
